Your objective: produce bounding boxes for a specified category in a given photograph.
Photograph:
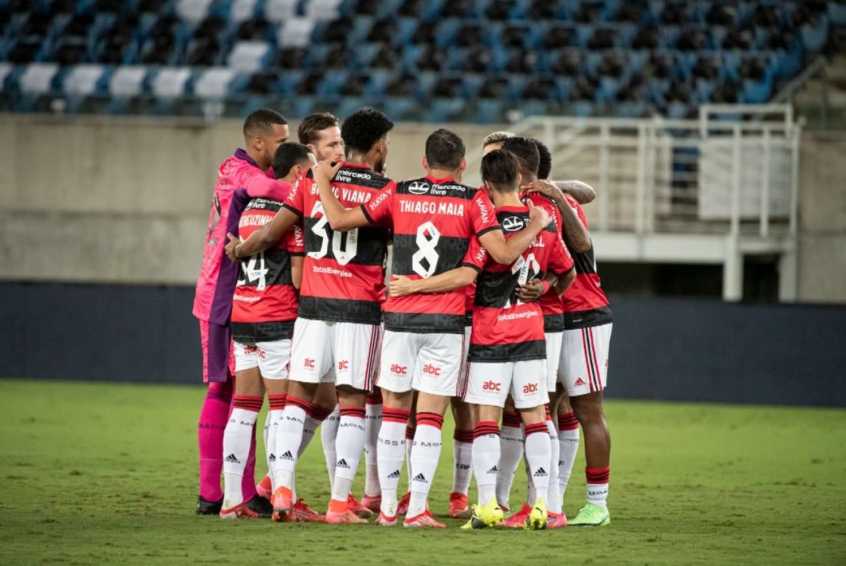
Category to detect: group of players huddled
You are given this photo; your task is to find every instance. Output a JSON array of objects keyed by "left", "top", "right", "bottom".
[{"left": 192, "top": 107, "right": 613, "bottom": 530}]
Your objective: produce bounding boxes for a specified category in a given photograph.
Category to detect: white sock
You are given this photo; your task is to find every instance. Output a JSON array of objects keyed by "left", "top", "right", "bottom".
[
  {"left": 321, "top": 405, "right": 339, "bottom": 491},
  {"left": 408, "top": 414, "right": 444, "bottom": 517},
  {"left": 546, "top": 418, "right": 562, "bottom": 514},
  {"left": 273, "top": 401, "right": 307, "bottom": 491},
  {"left": 377, "top": 408, "right": 409, "bottom": 516},
  {"left": 586, "top": 467, "right": 610, "bottom": 508},
  {"left": 364, "top": 401, "right": 383, "bottom": 497},
  {"left": 451, "top": 428, "right": 473, "bottom": 495},
  {"left": 263, "top": 410, "right": 272, "bottom": 478},
  {"left": 222, "top": 403, "right": 260, "bottom": 507},
  {"left": 557, "top": 413, "right": 580, "bottom": 502},
  {"left": 472, "top": 421, "right": 500, "bottom": 505},
  {"left": 524, "top": 423, "right": 551, "bottom": 504},
  {"left": 496, "top": 420, "right": 524, "bottom": 509},
  {"left": 330, "top": 406, "right": 366, "bottom": 503},
  {"left": 300, "top": 415, "right": 320, "bottom": 457},
  {"left": 267, "top": 409, "right": 284, "bottom": 491}
]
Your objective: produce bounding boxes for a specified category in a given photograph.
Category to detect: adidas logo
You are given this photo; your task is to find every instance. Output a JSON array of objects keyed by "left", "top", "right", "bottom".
[
  {"left": 487, "top": 465, "right": 498, "bottom": 474},
  {"left": 413, "top": 473, "right": 428, "bottom": 483},
  {"left": 387, "top": 469, "right": 401, "bottom": 479},
  {"left": 280, "top": 450, "right": 294, "bottom": 460},
  {"left": 534, "top": 467, "right": 548, "bottom": 477},
  {"left": 337, "top": 458, "right": 350, "bottom": 469},
  {"left": 574, "top": 378, "right": 586, "bottom": 386},
  {"left": 224, "top": 454, "right": 240, "bottom": 464},
  {"left": 269, "top": 454, "right": 276, "bottom": 462}
]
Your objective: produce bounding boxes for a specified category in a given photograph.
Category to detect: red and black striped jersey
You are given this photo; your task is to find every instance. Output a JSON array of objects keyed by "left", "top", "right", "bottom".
[
  {"left": 283, "top": 163, "right": 393, "bottom": 325},
  {"left": 231, "top": 196, "right": 305, "bottom": 342},
  {"left": 468, "top": 205, "right": 575, "bottom": 363},
  {"left": 520, "top": 191, "right": 566, "bottom": 332},
  {"left": 362, "top": 176, "right": 500, "bottom": 333},
  {"left": 561, "top": 194, "right": 612, "bottom": 329}
]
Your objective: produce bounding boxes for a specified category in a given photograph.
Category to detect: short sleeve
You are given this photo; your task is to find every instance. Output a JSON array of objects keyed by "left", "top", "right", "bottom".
[
  {"left": 361, "top": 182, "right": 394, "bottom": 225},
  {"left": 283, "top": 171, "right": 307, "bottom": 217},
  {"left": 286, "top": 221, "right": 305, "bottom": 256},
  {"left": 470, "top": 189, "right": 501, "bottom": 237},
  {"left": 460, "top": 236, "right": 488, "bottom": 272},
  {"left": 548, "top": 233, "right": 575, "bottom": 276}
]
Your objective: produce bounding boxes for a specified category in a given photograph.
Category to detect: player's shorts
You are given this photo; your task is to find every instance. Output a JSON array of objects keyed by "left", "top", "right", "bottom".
[
  {"left": 465, "top": 359, "right": 548, "bottom": 410},
  {"left": 558, "top": 323, "right": 613, "bottom": 397},
  {"left": 453, "top": 324, "right": 472, "bottom": 399},
  {"left": 233, "top": 339, "right": 292, "bottom": 381},
  {"left": 288, "top": 318, "right": 381, "bottom": 392},
  {"left": 199, "top": 319, "right": 234, "bottom": 384},
  {"left": 545, "top": 331, "right": 564, "bottom": 394},
  {"left": 378, "top": 331, "right": 465, "bottom": 397}
]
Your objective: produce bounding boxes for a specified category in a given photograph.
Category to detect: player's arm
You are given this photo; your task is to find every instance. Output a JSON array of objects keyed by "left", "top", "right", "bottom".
[
  {"left": 291, "top": 255, "right": 304, "bottom": 290},
  {"left": 389, "top": 267, "right": 479, "bottom": 298},
  {"left": 478, "top": 201, "right": 551, "bottom": 264},
  {"left": 225, "top": 207, "right": 299, "bottom": 261},
  {"left": 244, "top": 175, "right": 291, "bottom": 201},
  {"left": 554, "top": 267, "right": 576, "bottom": 295},
  {"left": 515, "top": 271, "right": 558, "bottom": 303},
  {"left": 524, "top": 180, "right": 591, "bottom": 253},
  {"left": 554, "top": 180, "right": 595, "bottom": 205},
  {"left": 313, "top": 160, "right": 370, "bottom": 231}
]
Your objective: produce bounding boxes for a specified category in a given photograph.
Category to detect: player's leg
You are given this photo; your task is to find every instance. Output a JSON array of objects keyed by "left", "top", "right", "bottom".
[
  {"left": 566, "top": 323, "right": 612, "bottom": 527},
  {"left": 513, "top": 359, "right": 551, "bottom": 530},
  {"left": 271, "top": 318, "right": 329, "bottom": 520},
  {"left": 262, "top": 377, "right": 287, "bottom": 495},
  {"left": 404, "top": 332, "right": 462, "bottom": 528},
  {"left": 221, "top": 352, "right": 265, "bottom": 519},
  {"left": 197, "top": 320, "right": 234, "bottom": 514},
  {"left": 449, "top": 398, "right": 475, "bottom": 518},
  {"left": 449, "top": 323, "right": 475, "bottom": 518},
  {"left": 555, "top": 388, "right": 580, "bottom": 509},
  {"left": 325, "top": 322, "right": 381, "bottom": 524},
  {"left": 374, "top": 330, "right": 417, "bottom": 524},
  {"left": 362, "top": 388, "right": 383, "bottom": 511},
  {"left": 461, "top": 361, "right": 509, "bottom": 529},
  {"left": 543, "top": 331, "right": 564, "bottom": 522},
  {"left": 557, "top": 329, "right": 585, "bottom": 510},
  {"left": 315, "top": 382, "right": 339, "bottom": 491},
  {"left": 496, "top": 396, "right": 523, "bottom": 512}
]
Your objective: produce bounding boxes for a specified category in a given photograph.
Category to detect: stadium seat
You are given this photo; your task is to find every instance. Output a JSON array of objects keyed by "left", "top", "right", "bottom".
[
  {"left": 278, "top": 17, "right": 316, "bottom": 48},
  {"left": 231, "top": 0, "right": 261, "bottom": 22},
  {"left": 194, "top": 67, "right": 237, "bottom": 99},
  {"left": 265, "top": 0, "right": 299, "bottom": 22},
  {"left": 176, "top": 0, "right": 214, "bottom": 23},
  {"left": 63, "top": 64, "right": 105, "bottom": 95},
  {"left": 151, "top": 67, "right": 192, "bottom": 98},
  {"left": 20, "top": 63, "right": 59, "bottom": 94},
  {"left": 227, "top": 41, "right": 271, "bottom": 73}
]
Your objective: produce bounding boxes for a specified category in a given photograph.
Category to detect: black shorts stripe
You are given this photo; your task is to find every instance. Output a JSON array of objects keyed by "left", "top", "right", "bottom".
[
  {"left": 231, "top": 320, "right": 295, "bottom": 343},
  {"left": 544, "top": 314, "right": 565, "bottom": 333},
  {"left": 467, "top": 339, "right": 546, "bottom": 363},
  {"left": 298, "top": 296, "right": 382, "bottom": 325},
  {"left": 563, "top": 307, "right": 613, "bottom": 330},
  {"left": 382, "top": 311, "right": 465, "bottom": 334}
]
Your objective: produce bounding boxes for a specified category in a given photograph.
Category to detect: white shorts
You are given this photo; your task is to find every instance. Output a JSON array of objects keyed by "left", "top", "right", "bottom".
[
  {"left": 545, "top": 331, "right": 564, "bottom": 393},
  {"left": 465, "top": 359, "right": 548, "bottom": 409},
  {"left": 377, "top": 330, "right": 465, "bottom": 397},
  {"left": 288, "top": 318, "right": 381, "bottom": 392},
  {"left": 234, "top": 339, "right": 291, "bottom": 381},
  {"left": 456, "top": 324, "right": 472, "bottom": 399},
  {"left": 558, "top": 323, "right": 612, "bottom": 397}
]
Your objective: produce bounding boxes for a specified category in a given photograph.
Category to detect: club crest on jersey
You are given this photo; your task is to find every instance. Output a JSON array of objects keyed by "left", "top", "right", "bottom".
[
  {"left": 408, "top": 181, "right": 430, "bottom": 195},
  {"left": 502, "top": 216, "right": 525, "bottom": 232}
]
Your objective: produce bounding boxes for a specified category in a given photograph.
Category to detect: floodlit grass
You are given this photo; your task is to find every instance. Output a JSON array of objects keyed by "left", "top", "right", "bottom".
[{"left": 0, "top": 379, "right": 844, "bottom": 565}]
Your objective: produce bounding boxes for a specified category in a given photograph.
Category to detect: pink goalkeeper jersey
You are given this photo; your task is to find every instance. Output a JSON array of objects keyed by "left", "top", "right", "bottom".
[{"left": 193, "top": 149, "right": 291, "bottom": 325}]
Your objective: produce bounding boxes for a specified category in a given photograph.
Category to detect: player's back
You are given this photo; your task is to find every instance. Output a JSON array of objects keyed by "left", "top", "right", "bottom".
[
  {"left": 193, "top": 151, "right": 271, "bottom": 325},
  {"left": 470, "top": 205, "right": 572, "bottom": 362},
  {"left": 561, "top": 194, "right": 612, "bottom": 327},
  {"left": 231, "top": 197, "right": 304, "bottom": 339},
  {"left": 381, "top": 176, "right": 499, "bottom": 334},
  {"left": 283, "top": 163, "right": 392, "bottom": 325}
]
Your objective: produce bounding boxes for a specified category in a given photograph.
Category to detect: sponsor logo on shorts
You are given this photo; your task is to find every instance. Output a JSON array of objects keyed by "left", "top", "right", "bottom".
[
  {"left": 523, "top": 383, "right": 539, "bottom": 394},
  {"left": 423, "top": 364, "right": 441, "bottom": 376},
  {"left": 391, "top": 364, "right": 407, "bottom": 375},
  {"left": 304, "top": 358, "right": 315, "bottom": 368},
  {"left": 483, "top": 381, "right": 501, "bottom": 392},
  {"left": 245, "top": 346, "right": 258, "bottom": 354},
  {"left": 338, "top": 360, "right": 349, "bottom": 371},
  {"left": 574, "top": 377, "right": 586, "bottom": 386}
]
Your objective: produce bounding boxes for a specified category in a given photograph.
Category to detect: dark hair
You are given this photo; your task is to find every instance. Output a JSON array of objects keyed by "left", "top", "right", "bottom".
[
  {"left": 501, "top": 136, "right": 540, "bottom": 178},
  {"left": 530, "top": 138, "right": 552, "bottom": 180},
  {"left": 341, "top": 107, "right": 394, "bottom": 154},
  {"left": 481, "top": 150, "right": 520, "bottom": 192},
  {"left": 425, "top": 128, "right": 465, "bottom": 170},
  {"left": 243, "top": 109, "right": 288, "bottom": 138},
  {"left": 272, "top": 143, "right": 313, "bottom": 180},
  {"left": 298, "top": 112, "right": 339, "bottom": 145}
]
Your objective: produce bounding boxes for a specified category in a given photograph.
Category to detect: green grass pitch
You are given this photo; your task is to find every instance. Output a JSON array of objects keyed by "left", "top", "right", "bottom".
[{"left": 1, "top": 379, "right": 844, "bottom": 565}]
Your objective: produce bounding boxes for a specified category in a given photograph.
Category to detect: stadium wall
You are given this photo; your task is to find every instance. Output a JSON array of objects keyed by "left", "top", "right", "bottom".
[
  {"left": 0, "top": 115, "right": 844, "bottom": 304},
  {"left": 1, "top": 281, "right": 844, "bottom": 407}
]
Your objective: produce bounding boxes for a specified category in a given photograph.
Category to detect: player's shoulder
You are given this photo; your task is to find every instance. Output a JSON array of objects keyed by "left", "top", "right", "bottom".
[
  {"left": 395, "top": 176, "right": 476, "bottom": 200},
  {"left": 496, "top": 205, "right": 531, "bottom": 234},
  {"left": 335, "top": 162, "right": 393, "bottom": 190}
]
